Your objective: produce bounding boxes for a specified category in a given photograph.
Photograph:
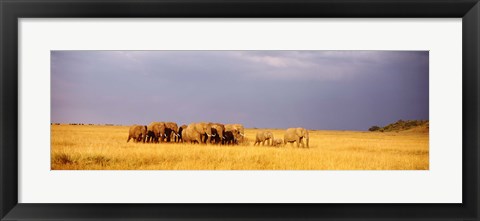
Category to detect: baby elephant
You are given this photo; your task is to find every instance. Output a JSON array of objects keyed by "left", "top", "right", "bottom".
[
  {"left": 254, "top": 130, "right": 274, "bottom": 146},
  {"left": 273, "top": 138, "right": 284, "bottom": 147}
]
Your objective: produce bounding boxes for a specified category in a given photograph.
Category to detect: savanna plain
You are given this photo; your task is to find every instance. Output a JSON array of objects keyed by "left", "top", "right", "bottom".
[{"left": 51, "top": 125, "right": 429, "bottom": 170}]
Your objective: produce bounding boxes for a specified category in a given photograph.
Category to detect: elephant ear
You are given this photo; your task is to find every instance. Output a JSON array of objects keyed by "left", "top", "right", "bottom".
[
  {"left": 202, "top": 123, "right": 210, "bottom": 133},
  {"left": 202, "top": 123, "right": 209, "bottom": 131},
  {"left": 295, "top": 128, "right": 303, "bottom": 137},
  {"left": 194, "top": 123, "right": 201, "bottom": 132}
]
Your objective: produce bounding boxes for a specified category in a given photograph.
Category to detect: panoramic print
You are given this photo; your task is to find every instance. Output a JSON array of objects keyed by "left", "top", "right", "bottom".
[{"left": 51, "top": 51, "right": 429, "bottom": 170}]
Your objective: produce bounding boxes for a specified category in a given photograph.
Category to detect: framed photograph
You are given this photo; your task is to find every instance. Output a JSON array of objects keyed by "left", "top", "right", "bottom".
[{"left": 1, "top": 0, "right": 478, "bottom": 220}]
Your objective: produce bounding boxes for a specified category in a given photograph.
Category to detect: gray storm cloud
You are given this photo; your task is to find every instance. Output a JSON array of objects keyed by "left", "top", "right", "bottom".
[{"left": 51, "top": 50, "right": 428, "bottom": 130}]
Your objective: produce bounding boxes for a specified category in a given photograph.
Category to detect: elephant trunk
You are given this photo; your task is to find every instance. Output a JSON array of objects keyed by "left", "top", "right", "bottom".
[
  {"left": 271, "top": 134, "right": 274, "bottom": 146},
  {"left": 306, "top": 137, "right": 309, "bottom": 148}
]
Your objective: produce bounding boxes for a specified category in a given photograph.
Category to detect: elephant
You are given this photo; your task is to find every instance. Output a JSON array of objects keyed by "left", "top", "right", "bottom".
[
  {"left": 254, "top": 130, "right": 274, "bottom": 146},
  {"left": 209, "top": 123, "right": 225, "bottom": 144},
  {"left": 147, "top": 122, "right": 166, "bottom": 143},
  {"left": 284, "top": 127, "right": 309, "bottom": 148},
  {"left": 210, "top": 127, "right": 219, "bottom": 144},
  {"left": 185, "top": 122, "right": 213, "bottom": 144},
  {"left": 163, "top": 122, "right": 179, "bottom": 142},
  {"left": 225, "top": 124, "right": 244, "bottom": 144},
  {"left": 224, "top": 125, "right": 238, "bottom": 144},
  {"left": 273, "top": 138, "right": 284, "bottom": 147},
  {"left": 176, "top": 124, "right": 188, "bottom": 142},
  {"left": 233, "top": 124, "right": 245, "bottom": 142},
  {"left": 181, "top": 126, "right": 195, "bottom": 144},
  {"left": 127, "top": 125, "right": 147, "bottom": 143},
  {"left": 223, "top": 131, "right": 236, "bottom": 145}
]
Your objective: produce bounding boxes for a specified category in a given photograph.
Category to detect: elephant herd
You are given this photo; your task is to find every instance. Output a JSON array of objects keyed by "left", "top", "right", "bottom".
[
  {"left": 127, "top": 122, "right": 245, "bottom": 145},
  {"left": 127, "top": 122, "right": 309, "bottom": 148}
]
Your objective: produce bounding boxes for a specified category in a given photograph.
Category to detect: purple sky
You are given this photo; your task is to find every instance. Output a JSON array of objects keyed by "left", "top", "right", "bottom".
[{"left": 51, "top": 51, "right": 428, "bottom": 130}]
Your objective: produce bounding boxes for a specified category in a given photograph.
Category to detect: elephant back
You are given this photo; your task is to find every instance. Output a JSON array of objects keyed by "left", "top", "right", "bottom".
[
  {"left": 284, "top": 128, "right": 297, "bottom": 141},
  {"left": 129, "top": 124, "right": 139, "bottom": 134},
  {"left": 148, "top": 122, "right": 165, "bottom": 131}
]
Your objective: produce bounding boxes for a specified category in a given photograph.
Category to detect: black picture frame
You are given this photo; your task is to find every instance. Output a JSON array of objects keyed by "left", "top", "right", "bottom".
[{"left": 1, "top": 0, "right": 479, "bottom": 220}]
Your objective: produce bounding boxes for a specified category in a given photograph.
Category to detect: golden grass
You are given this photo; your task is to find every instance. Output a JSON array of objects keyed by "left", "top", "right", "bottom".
[{"left": 51, "top": 125, "right": 429, "bottom": 170}]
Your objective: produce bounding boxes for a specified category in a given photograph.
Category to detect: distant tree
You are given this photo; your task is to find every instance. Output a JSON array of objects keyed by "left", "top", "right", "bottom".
[{"left": 368, "top": 126, "right": 381, "bottom": 131}]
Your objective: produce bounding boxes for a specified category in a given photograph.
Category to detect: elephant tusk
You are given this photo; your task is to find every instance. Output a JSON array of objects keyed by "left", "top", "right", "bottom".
[
  {"left": 223, "top": 136, "right": 226, "bottom": 139},
  {"left": 240, "top": 133, "right": 245, "bottom": 136}
]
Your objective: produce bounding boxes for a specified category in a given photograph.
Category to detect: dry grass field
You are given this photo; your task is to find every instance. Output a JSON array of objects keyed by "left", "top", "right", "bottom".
[{"left": 51, "top": 125, "right": 429, "bottom": 170}]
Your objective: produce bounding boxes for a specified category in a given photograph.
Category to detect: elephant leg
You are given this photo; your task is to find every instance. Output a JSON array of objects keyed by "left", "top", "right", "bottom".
[{"left": 196, "top": 134, "right": 203, "bottom": 144}]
